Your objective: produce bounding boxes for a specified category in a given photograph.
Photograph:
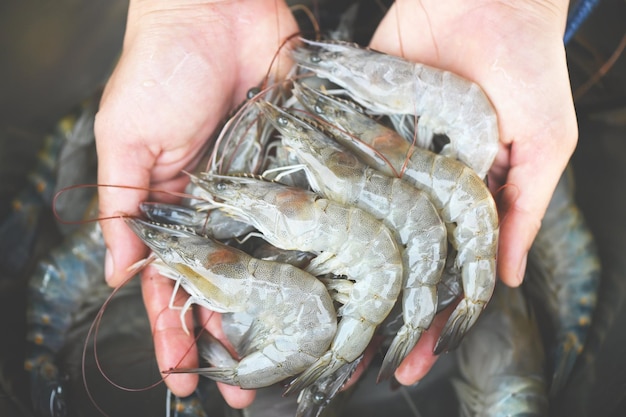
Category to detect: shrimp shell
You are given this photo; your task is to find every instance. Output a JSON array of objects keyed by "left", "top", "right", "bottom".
[
  {"left": 292, "top": 84, "right": 498, "bottom": 354},
  {"left": 258, "top": 99, "right": 447, "bottom": 380},
  {"left": 190, "top": 174, "right": 403, "bottom": 394},
  {"left": 25, "top": 218, "right": 104, "bottom": 417},
  {"left": 291, "top": 38, "right": 499, "bottom": 178},
  {"left": 126, "top": 218, "right": 337, "bottom": 389},
  {"left": 526, "top": 167, "right": 601, "bottom": 395},
  {"left": 453, "top": 283, "right": 548, "bottom": 417}
]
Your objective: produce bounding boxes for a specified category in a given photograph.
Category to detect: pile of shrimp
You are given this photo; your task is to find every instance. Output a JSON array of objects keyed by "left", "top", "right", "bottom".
[
  {"left": 17, "top": 37, "right": 604, "bottom": 417},
  {"left": 125, "top": 38, "right": 502, "bottom": 414}
]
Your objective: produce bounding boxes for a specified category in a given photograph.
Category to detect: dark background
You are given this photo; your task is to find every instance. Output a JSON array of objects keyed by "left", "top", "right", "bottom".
[{"left": 1, "top": 1, "right": 625, "bottom": 416}]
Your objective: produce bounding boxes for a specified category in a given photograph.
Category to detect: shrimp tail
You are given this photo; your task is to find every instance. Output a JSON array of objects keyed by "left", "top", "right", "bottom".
[
  {"left": 549, "top": 334, "right": 581, "bottom": 396},
  {"left": 29, "top": 356, "right": 68, "bottom": 417},
  {"left": 452, "top": 378, "right": 482, "bottom": 417},
  {"left": 168, "top": 367, "right": 239, "bottom": 386},
  {"left": 378, "top": 325, "right": 424, "bottom": 382},
  {"left": 284, "top": 351, "right": 335, "bottom": 396},
  {"left": 434, "top": 299, "right": 484, "bottom": 354},
  {"left": 295, "top": 356, "right": 362, "bottom": 417}
]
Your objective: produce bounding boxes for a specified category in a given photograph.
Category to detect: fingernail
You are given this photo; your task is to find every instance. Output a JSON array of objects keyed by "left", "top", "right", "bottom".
[
  {"left": 516, "top": 254, "right": 528, "bottom": 286},
  {"left": 105, "top": 249, "right": 114, "bottom": 284}
]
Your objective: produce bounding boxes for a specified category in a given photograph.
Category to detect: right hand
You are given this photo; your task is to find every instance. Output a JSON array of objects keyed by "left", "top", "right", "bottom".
[{"left": 95, "top": 0, "right": 298, "bottom": 407}]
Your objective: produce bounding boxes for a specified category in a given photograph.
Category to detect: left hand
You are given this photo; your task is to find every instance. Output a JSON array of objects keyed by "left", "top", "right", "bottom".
[{"left": 369, "top": 0, "right": 577, "bottom": 385}]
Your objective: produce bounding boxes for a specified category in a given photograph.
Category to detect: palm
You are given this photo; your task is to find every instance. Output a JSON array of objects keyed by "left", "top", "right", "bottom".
[
  {"left": 369, "top": 0, "right": 576, "bottom": 384},
  {"left": 95, "top": 0, "right": 298, "bottom": 403}
]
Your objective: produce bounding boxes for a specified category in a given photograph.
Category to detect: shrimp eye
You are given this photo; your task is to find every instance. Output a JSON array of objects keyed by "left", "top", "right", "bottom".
[
  {"left": 314, "top": 99, "right": 324, "bottom": 115},
  {"left": 278, "top": 116, "right": 288, "bottom": 126},
  {"left": 246, "top": 87, "right": 260, "bottom": 100},
  {"left": 311, "top": 54, "right": 321, "bottom": 63},
  {"left": 216, "top": 182, "right": 227, "bottom": 192}
]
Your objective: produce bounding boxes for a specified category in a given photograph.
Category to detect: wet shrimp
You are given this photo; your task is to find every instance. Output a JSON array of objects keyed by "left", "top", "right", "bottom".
[
  {"left": 293, "top": 84, "right": 498, "bottom": 354},
  {"left": 140, "top": 201, "right": 255, "bottom": 240},
  {"left": 126, "top": 217, "right": 337, "bottom": 389},
  {"left": 525, "top": 167, "right": 600, "bottom": 395},
  {"left": 257, "top": 100, "right": 447, "bottom": 381},
  {"left": 291, "top": 39, "right": 499, "bottom": 179},
  {"left": 190, "top": 174, "right": 403, "bottom": 394},
  {"left": 453, "top": 283, "right": 548, "bottom": 417}
]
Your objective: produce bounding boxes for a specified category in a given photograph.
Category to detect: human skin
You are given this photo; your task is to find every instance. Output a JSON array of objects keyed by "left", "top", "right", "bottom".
[
  {"left": 95, "top": 0, "right": 577, "bottom": 407},
  {"left": 369, "top": 0, "right": 577, "bottom": 385}
]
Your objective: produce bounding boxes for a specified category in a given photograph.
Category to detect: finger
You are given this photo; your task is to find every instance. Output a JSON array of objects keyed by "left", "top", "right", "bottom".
[
  {"left": 496, "top": 136, "right": 574, "bottom": 287},
  {"left": 141, "top": 267, "right": 199, "bottom": 397},
  {"left": 95, "top": 104, "right": 155, "bottom": 286},
  {"left": 216, "top": 383, "right": 256, "bottom": 410},
  {"left": 394, "top": 305, "right": 451, "bottom": 385}
]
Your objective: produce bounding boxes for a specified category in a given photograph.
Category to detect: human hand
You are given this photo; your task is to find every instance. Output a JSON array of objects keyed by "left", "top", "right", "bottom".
[
  {"left": 95, "top": 0, "right": 297, "bottom": 407},
  {"left": 369, "top": 0, "right": 577, "bottom": 385}
]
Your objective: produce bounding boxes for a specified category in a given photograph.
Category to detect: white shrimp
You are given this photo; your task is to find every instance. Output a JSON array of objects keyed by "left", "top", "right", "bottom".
[
  {"left": 190, "top": 174, "right": 403, "bottom": 394},
  {"left": 257, "top": 99, "right": 447, "bottom": 381},
  {"left": 125, "top": 218, "right": 337, "bottom": 389},
  {"left": 293, "top": 84, "right": 498, "bottom": 354},
  {"left": 453, "top": 283, "right": 548, "bottom": 417},
  {"left": 291, "top": 38, "right": 499, "bottom": 178}
]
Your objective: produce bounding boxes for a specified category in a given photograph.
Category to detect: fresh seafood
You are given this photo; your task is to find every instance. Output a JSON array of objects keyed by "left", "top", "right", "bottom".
[
  {"left": 525, "top": 167, "right": 601, "bottom": 395},
  {"left": 24, "top": 215, "right": 104, "bottom": 417},
  {"left": 140, "top": 201, "right": 255, "bottom": 240},
  {"left": 292, "top": 83, "right": 498, "bottom": 354},
  {"left": 125, "top": 217, "right": 337, "bottom": 389},
  {"left": 19, "top": 103, "right": 209, "bottom": 417},
  {"left": 291, "top": 39, "right": 499, "bottom": 178},
  {"left": 295, "top": 355, "right": 362, "bottom": 417},
  {"left": 257, "top": 99, "right": 447, "bottom": 380},
  {"left": 453, "top": 284, "right": 548, "bottom": 417},
  {"left": 1, "top": 122, "right": 65, "bottom": 281},
  {"left": 207, "top": 87, "right": 278, "bottom": 176},
  {"left": 190, "top": 174, "right": 403, "bottom": 394}
]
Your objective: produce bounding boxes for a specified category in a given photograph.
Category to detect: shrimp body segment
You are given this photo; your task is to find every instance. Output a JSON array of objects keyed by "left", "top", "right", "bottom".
[
  {"left": 293, "top": 85, "right": 498, "bottom": 354},
  {"left": 454, "top": 284, "right": 548, "bottom": 417},
  {"left": 291, "top": 39, "right": 499, "bottom": 178},
  {"left": 190, "top": 175, "right": 403, "bottom": 393},
  {"left": 258, "top": 100, "right": 447, "bottom": 380},
  {"left": 526, "top": 168, "right": 601, "bottom": 395},
  {"left": 125, "top": 218, "right": 337, "bottom": 389}
]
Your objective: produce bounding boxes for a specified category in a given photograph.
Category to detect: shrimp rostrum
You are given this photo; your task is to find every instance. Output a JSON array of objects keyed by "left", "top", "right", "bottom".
[
  {"left": 125, "top": 217, "right": 337, "bottom": 389},
  {"left": 190, "top": 174, "right": 404, "bottom": 395}
]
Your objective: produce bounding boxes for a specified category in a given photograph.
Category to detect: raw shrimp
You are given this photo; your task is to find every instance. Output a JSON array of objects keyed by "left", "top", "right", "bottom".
[
  {"left": 293, "top": 84, "right": 498, "bottom": 354},
  {"left": 125, "top": 217, "right": 337, "bottom": 389},
  {"left": 257, "top": 100, "right": 447, "bottom": 380},
  {"left": 190, "top": 174, "right": 403, "bottom": 394},
  {"left": 207, "top": 87, "right": 278, "bottom": 176},
  {"left": 291, "top": 39, "right": 499, "bottom": 178},
  {"left": 140, "top": 201, "right": 255, "bottom": 240},
  {"left": 526, "top": 167, "right": 601, "bottom": 395},
  {"left": 24, "top": 216, "right": 104, "bottom": 417},
  {"left": 453, "top": 283, "right": 548, "bottom": 417},
  {"left": 295, "top": 356, "right": 362, "bottom": 417}
]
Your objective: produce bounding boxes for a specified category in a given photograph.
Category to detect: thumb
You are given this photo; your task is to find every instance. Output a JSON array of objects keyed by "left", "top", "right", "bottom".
[
  {"left": 95, "top": 111, "right": 153, "bottom": 287},
  {"left": 495, "top": 142, "right": 571, "bottom": 287}
]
